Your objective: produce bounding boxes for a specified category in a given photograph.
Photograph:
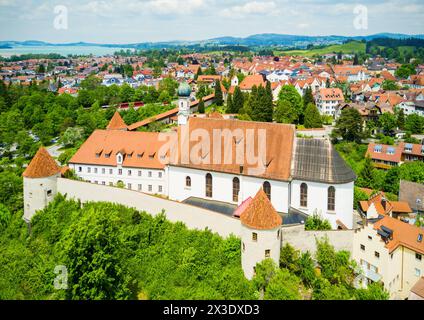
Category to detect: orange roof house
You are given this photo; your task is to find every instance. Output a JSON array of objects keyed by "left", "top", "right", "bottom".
[
  {"left": 107, "top": 111, "right": 128, "bottom": 131},
  {"left": 317, "top": 88, "right": 345, "bottom": 101},
  {"left": 373, "top": 216, "right": 424, "bottom": 255},
  {"left": 359, "top": 192, "right": 412, "bottom": 220},
  {"left": 239, "top": 74, "right": 266, "bottom": 91},
  {"left": 23, "top": 147, "right": 61, "bottom": 179},
  {"left": 240, "top": 189, "right": 282, "bottom": 230}
]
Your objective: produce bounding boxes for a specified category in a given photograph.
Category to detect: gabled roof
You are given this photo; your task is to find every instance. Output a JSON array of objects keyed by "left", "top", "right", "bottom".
[
  {"left": 240, "top": 189, "right": 282, "bottom": 230},
  {"left": 373, "top": 216, "right": 424, "bottom": 254},
  {"left": 239, "top": 74, "right": 266, "bottom": 90},
  {"left": 107, "top": 111, "right": 127, "bottom": 130},
  {"left": 292, "top": 138, "right": 356, "bottom": 184},
  {"left": 23, "top": 147, "right": 61, "bottom": 178}
]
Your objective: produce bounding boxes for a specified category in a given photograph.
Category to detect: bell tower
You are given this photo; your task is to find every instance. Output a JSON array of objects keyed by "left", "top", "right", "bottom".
[{"left": 177, "top": 81, "right": 191, "bottom": 126}]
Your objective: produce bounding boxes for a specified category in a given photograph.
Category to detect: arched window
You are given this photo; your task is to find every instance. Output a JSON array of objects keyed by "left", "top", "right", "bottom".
[
  {"left": 300, "top": 183, "right": 308, "bottom": 207},
  {"left": 205, "top": 173, "right": 212, "bottom": 197},
  {"left": 233, "top": 177, "right": 240, "bottom": 202},
  {"left": 186, "top": 176, "right": 191, "bottom": 187},
  {"left": 263, "top": 181, "right": 271, "bottom": 200},
  {"left": 328, "top": 186, "right": 336, "bottom": 211}
]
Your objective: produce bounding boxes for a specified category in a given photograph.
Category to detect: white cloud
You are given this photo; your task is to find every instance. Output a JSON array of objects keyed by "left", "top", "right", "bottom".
[{"left": 220, "top": 1, "right": 278, "bottom": 18}]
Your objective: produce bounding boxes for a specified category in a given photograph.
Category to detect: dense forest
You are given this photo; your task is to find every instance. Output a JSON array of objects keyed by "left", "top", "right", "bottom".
[{"left": 0, "top": 195, "right": 388, "bottom": 300}]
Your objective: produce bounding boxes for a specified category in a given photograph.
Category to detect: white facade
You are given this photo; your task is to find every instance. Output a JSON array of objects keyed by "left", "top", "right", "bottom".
[
  {"left": 23, "top": 174, "right": 60, "bottom": 222},
  {"left": 353, "top": 223, "right": 424, "bottom": 299},
  {"left": 241, "top": 224, "right": 281, "bottom": 280},
  {"left": 177, "top": 96, "right": 191, "bottom": 126},
  {"left": 290, "top": 180, "right": 354, "bottom": 229},
  {"left": 68, "top": 163, "right": 167, "bottom": 195},
  {"left": 167, "top": 166, "right": 290, "bottom": 213}
]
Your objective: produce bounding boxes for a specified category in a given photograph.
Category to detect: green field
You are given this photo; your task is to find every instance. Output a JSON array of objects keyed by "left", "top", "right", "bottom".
[{"left": 278, "top": 41, "right": 366, "bottom": 57}]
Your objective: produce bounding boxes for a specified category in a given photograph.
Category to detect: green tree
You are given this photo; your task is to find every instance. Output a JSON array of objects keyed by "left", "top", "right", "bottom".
[
  {"left": 378, "top": 113, "right": 397, "bottom": 135},
  {"left": 0, "top": 203, "right": 11, "bottom": 229},
  {"left": 358, "top": 156, "right": 375, "bottom": 188},
  {"left": 264, "top": 268, "right": 302, "bottom": 300},
  {"left": 64, "top": 205, "right": 133, "bottom": 300},
  {"left": 395, "top": 64, "right": 416, "bottom": 79},
  {"left": 61, "top": 127, "right": 84, "bottom": 147},
  {"left": 304, "top": 103, "right": 323, "bottom": 128},
  {"left": 197, "top": 98, "right": 205, "bottom": 114},
  {"left": 305, "top": 213, "right": 332, "bottom": 231},
  {"left": 277, "top": 85, "right": 303, "bottom": 124},
  {"left": 251, "top": 85, "right": 273, "bottom": 122},
  {"left": 332, "top": 108, "right": 364, "bottom": 143},
  {"left": 397, "top": 108, "right": 405, "bottom": 129},
  {"left": 232, "top": 86, "right": 244, "bottom": 114},
  {"left": 382, "top": 80, "right": 400, "bottom": 91},
  {"left": 214, "top": 80, "right": 223, "bottom": 106},
  {"left": 354, "top": 282, "right": 389, "bottom": 300}
]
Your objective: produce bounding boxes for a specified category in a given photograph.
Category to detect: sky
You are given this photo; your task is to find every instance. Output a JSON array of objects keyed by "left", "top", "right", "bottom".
[{"left": 0, "top": 0, "right": 423, "bottom": 43}]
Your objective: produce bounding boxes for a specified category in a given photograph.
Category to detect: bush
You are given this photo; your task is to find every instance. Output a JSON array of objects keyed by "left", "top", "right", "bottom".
[{"left": 305, "top": 213, "right": 332, "bottom": 231}]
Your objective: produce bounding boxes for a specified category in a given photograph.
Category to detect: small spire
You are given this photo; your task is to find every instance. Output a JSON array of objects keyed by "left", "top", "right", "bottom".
[
  {"left": 107, "top": 111, "right": 127, "bottom": 130},
  {"left": 23, "top": 147, "right": 61, "bottom": 178}
]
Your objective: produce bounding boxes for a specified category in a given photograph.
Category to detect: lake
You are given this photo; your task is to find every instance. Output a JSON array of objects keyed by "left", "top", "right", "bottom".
[{"left": 0, "top": 45, "right": 128, "bottom": 57}]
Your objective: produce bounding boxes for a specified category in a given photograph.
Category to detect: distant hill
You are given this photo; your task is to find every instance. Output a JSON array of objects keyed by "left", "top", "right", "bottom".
[{"left": 1, "top": 33, "right": 424, "bottom": 50}]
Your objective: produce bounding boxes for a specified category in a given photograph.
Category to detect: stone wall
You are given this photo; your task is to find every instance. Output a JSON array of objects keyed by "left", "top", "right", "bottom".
[
  {"left": 57, "top": 178, "right": 241, "bottom": 238},
  {"left": 280, "top": 224, "right": 354, "bottom": 254}
]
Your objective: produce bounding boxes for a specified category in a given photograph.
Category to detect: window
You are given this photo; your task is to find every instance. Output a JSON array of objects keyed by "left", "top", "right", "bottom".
[
  {"left": 87, "top": 167, "right": 91, "bottom": 173},
  {"left": 102, "top": 181, "right": 105, "bottom": 185},
  {"left": 102, "top": 168, "right": 105, "bottom": 174},
  {"left": 78, "top": 167, "right": 82, "bottom": 172},
  {"left": 109, "top": 169, "right": 113, "bottom": 174},
  {"left": 415, "top": 268, "right": 421, "bottom": 277},
  {"left": 300, "top": 183, "right": 308, "bottom": 207},
  {"left": 277, "top": 230, "right": 280, "bottom": 240},
  {"left": 233, "top": 177, "right": 240, "bottom": 202},
  {"left": 374, "top": 145, "right": 382, "bottom": 153},
  {"left": 263, "top": 181, "right": 271, "bottom": 200},
  {"left": 368, "top": 236, "right": 372, "bottom": 240},
  {"left": 158, "top": 185, "right": 163, "bottom": 193},
  {"left": 186, "top": 176, "right": 191, "bottom": 187},
  {"left": 138, "top": 184, "right": 142, "bottom": 191},
  {"left": 405, "top": 144, "right": 413, "bottom": 152},
  {"left": 242, "top": 242, "right": 245, "bottom": 252},
  {"left": 391, "top": 254, "right": 393, "bottom": 259},
  {"left": 138, "top": 171, "right": 142, "bottom": 177},
  {"left": 360, "top": 244, "right": 365, "bottom": 251},
  {"left": 252, "top": 232, "right": 257, "bottom": 242},
  {"left": 94, "top": 168, "right": 98, "bottom": 174},
  {"left": 158, "top": 172, "right": 162, "bottom": 178},
  {"left": 148, "top": 171, "right": 152, "bottom": 177},
  {"left": 416, "top": 253, "right": 422, "bottom": 261},
  {"left": 265, "top": 250, "right": 271, "bottom": 258},
  {"left": 128, "top": 170, "right": 132, "bottom": 176},
  {"left": 117, "top": 154, "right": 123, "bottom": 163},
  {"left": 128, "top": 183, "right": 132, "bottom": 189},
  {"left": 148, "top": 185, "right": 152, "bottom": 192},
  {"left": 118, "top": 169, "right": 122, "bottom": 175},
  {"left": 47, "top": 190, "right": 52, "bottom": 197},
  {"left": 205, "top": 173, "right": 212, "bottom": 198},
  {"left": 327, "top": 186, "right": 335, "bottom": 211},
  {"left": 375, "top": 251, "right": 380, "bottom": 258}
]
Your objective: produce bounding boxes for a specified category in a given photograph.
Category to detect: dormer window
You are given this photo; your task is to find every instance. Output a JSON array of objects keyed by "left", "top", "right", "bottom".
[
  {"left": 374, "top": 145, "right": 382, "bottom": 153},
  {"left": 387, "top": 147, "right": 395, "bottom": 155},
  {"left": 117, "top": 153, "right": 123, "bottom": 164},
  {"left": 404, "top": 144, "right": 413, "bottom": 153}
]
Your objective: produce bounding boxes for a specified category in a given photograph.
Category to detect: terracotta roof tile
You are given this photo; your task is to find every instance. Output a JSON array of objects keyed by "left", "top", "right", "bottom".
[
  {"left": 107, "top": 111, "right": 128, "bottom": 130},
  {"left": 240, "top": 189, "right": 282, "bottom": 230},
  {"left": 23, "top": 147, "right": 61, "bottom": 178},
  {"left": 373, "top": 216, "right": 424, "bottom": 254}
]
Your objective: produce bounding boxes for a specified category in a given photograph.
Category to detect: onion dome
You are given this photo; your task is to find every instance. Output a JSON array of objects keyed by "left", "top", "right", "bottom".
[{"left": 178, "top": 82, "right": 191, "bottom": 97}]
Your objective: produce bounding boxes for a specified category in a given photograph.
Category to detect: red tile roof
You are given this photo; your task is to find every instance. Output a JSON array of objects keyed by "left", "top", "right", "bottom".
[
  {"left": 23, "top": 147, "right": 61, "bottom": 178},
  {"left": 107, "top": 111, "right": 128, "bottom": 130},
  {"left": 240, "top": 189, "right": 282, "bottom": 230}
]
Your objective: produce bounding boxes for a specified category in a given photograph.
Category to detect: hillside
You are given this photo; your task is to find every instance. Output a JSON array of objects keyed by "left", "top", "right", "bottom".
[{"left": 279, "top": 41, "right": 366, "bottom": 57}]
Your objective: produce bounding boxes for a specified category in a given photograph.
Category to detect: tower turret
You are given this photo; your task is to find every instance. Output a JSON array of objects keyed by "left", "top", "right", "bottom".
[
  {"left": 240, "top": 188, "right": 283, "bottom": 279},
  {"left": 177, "top": 82, "right": 191, "bottom": 126},
  {"left": 23, "top": 147, "right": 61, "bottom": 222}
]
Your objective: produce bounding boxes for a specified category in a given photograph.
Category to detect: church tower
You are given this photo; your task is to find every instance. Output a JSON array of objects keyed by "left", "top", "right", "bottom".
[
  {"left": 240, "top": 189, "right": 283, "bottom": 280},
  {"left": 177, "top": 81, "right": 191, "bottom": 126},
  {"left": 23, "top": 147, "right": 61, "bottom": 223}
]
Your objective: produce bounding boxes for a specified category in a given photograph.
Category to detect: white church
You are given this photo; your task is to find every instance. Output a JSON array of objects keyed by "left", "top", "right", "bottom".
[{"left": 22, "top": 82, "right": 357, "bottom": 279}]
